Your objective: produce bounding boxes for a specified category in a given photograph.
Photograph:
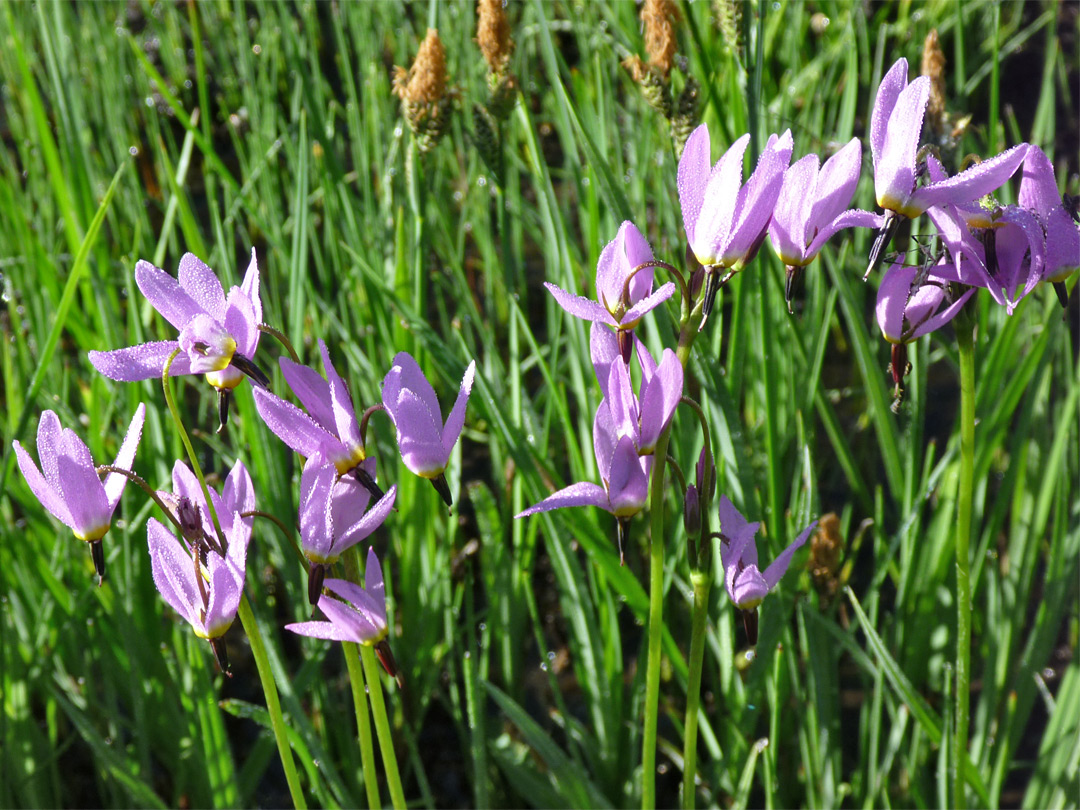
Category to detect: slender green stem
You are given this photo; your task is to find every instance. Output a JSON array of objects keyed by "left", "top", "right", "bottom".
[
  {"left": 344, "top": 641, "right": 381, "bottom": 809},
  {"left": 361, "top": 645, "right": 406, "bottom": 810},
  {"left": 257, "top": 322, "right": 300, "bottom": 363},
  {"left": 954, "top": 319, "right": 976, "bottom": 809},
  {"left": 681, "top": 570, "right": 713, "bottom": 810},
  {"left": 236, "top": 595, "right": 307, "bottom": 809}
]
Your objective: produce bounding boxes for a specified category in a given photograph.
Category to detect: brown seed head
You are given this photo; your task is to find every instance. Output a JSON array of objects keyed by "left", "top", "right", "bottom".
[
  {"left": 477, "top": 0, "right": 513, "bottom": 75},
  {"left": 808, "top": 512, "right": 844, "bottom": 601},
  {"left": 921, "top": 29, "right": 947, "bottom": 137},
  {"left": 642, "top": 0, "right": 679, "bottom": 76},
  {"left": 393, "top": 29, "right": 448, "bottom": 106}
]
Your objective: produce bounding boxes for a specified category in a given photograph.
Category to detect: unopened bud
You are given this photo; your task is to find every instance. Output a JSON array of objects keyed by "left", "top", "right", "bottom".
[
  {"left": 683, "top": 484, "right": 701, "bottom": 540},
  {"left": 177, "top": 497, "right": 203, "bottom": 543}
]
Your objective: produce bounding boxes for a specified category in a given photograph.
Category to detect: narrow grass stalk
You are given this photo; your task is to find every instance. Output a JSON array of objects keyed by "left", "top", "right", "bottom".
[
  {"left": 160, "top": 353, "right": 306, "bottom": 809},
  {"left": 361, "top": 645, "right": 406, "bottom": 810},
  {"left": 953, "top": 318, "right": 976, "bottom": 809},
  {"left": 343, "top": 641, "right": 381, "bottom": 809},
  {"left": 642, "top": 427, "right": 670, "bottom": 810},
  {"left": 681, "top": 570, "right": 713, "bottom": 809}
]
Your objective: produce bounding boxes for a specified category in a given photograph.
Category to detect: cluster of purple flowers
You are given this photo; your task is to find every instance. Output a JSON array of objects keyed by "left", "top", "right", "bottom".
[{"left": 15, "top": 250, "right": 475, "bottom": 675}]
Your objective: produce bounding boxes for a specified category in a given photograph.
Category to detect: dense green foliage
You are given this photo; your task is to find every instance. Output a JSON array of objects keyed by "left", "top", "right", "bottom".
[{"left": 1, "top": 1, "right": 1076, "bottom": 807}]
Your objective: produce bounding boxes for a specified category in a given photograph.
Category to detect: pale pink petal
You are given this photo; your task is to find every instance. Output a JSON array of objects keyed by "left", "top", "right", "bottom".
[
  {"left": 13, "top": 440, "right": 72, "bottom": 527},
  {"left": 280, "top": 356, "right": 335, "bottom": 432},
  {"left": 385, "top": 352, "right": 440, "bottom": 421},
  {"left": 326, "top": 573, "right": 386, "bottom": 633},
  {"left": 638, "top": 350, "right": 683, "bottom": 454},
  {"left": 299, "top": 459, "right": 336, "bottom": 560},
  {"left": 253, "top": 387, "right": 332, "bottom": 458},
  {"left": 55, "top": 446, "right": 110, "bottom": 539},
  {"left": 516, "top": 481, "right": 612, "bottom": 517},
  {"left": 875, "top": 261, "right": 917, "bottom": 342},
  {"left": 908, "top": 287, "right": 976, "bottom": 339},
  {"left": 105, "top": 403, "right": 146, "bottom": 509},
  {"left": 875, "top": 76, "right": 930, "bottom": 212},
  {"left": 223, "top": 286, "right": 258, "bottom": 359},
  {"left": 589, "top": 323, "right": 621, "bottom": 398},
  {"left": 333, "top": 485, "right": 397, "bottom": 554},
  {"left": 89, "top": 342, "right": 192, "bottom": 382},
  {"left": 544, "top": 282, "right": 616, "bottom": 324},
  {"left": 177, "top": 253, "right": 227, "bottom": 322},
  {"left": 870, "top": 58, "right": 909, "bottom": 170},
  {"left": 364, "top": 548, "right": 386, "bottom": 625},
  {"left": 605, "top": 436, "right": 649, "bottom": 517},
  {"left": 621, "top": 282, "right": 675, "bottom": 326},
  {"left": 241, "top": 248, "right": 262, "bottom": 324},
  {"left": 285, "top": 619, "right": 358, "bottom": 643},
  {"left": 319, "top": 588, "right": 385, "bottom": 642},
  {"left": 678, "top": 124, "right": 713, "bottom": 246},
  {"left": 441, "top": 361, "right": 475, "bottom": 458},
  {"left": 769, "top": 153, "right": 820, "bottom": 265},
  {"left": 911, "top": 144, "right": 1029, "bottom": 214},
  {"left": 135, "top": 261, "right": 203, "bottom": 330},
  {"left": 810, "top": 138, "right": 863, "bottom": 230},
  {"left": 620, "top": 221, "right": 656, "bottom": 304},
  {"left": 321, "top": 341, "right": 362, "bottom": 451},
  {"left": 605, "top": 360, "right": 639, "bottom": 445},
  {"left": 694, "top": 133, "right": 751, "bottom": 262},
  {"left": 593, "top": 402, "right": 617, "bottom": 483},
  {"left": 1018, "top": 145, "right": 1061, "bottom": 215},
  {"left": 148, "top": 518, "right": 197, "bottom": 622},
  {"left": 36, "top": 410, "right": 64, "bottom": 493},
  {"left": 804, "top": 209, "right": 885, "bottom": 260},
  {"left": 762, "top": 521, "right": 816, "bottom": 589}
]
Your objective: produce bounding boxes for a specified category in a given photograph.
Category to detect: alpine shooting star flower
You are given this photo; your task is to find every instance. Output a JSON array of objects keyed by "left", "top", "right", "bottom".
[
  {"left": 678, "top": 123, "right": 794, "bottom": 321},
  {"left": 13, "top": 404, "right": 146, "bottom": 582},
  {"left": 718, "top": 495, "right": 816, "bottom": 645},
  {"left": 1018, "top": 145, "right": 1080, "bottom": 306},
  {"left": 865, "top": 57, "right": 1028, "bottom": 277},
  {"left": 381, "top": 352, "right": 476, "bottom": 507}
]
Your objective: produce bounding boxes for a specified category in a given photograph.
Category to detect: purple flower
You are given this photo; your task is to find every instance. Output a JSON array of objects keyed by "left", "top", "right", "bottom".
[
  {"left": 1018, "top": 145, "right": 1080, "bottom": 304},
  {"left": 678, "top": 124, "right": 793, "bottom": 319},
  {"left": 299, "top": 454, "right": 397, "bottom": 604},
  {"left": 516, "top": 402, "right": 651, "bottom": 564},
  {"left": 866, "top": 58, "right": 1028, "bottom": 277},
  {"left": 602, "top": 340, "right": 683, "bottom": 456},
  {"left": 544, "top": 221, "right": 675, "bottom": 333},
  {"left": 89, "top": 250, "right": 268, "bottom": 392},
  {"left": 767, "top": 139, "right": 883, "bottom": 309},
  {"left": 252, "top": 339, "right": 381, "bottom": 494},
  {"left": 381, "top": 352, "right": 476, "bottom": 506},
  {"left": 286, "top": 548, "right": 401, "bottom": 683},
  {"left": 147, "top": 460, "right": 254, "bottom": 673},
  {"left": 13, "top": 404, "right": 146, "bottom": 581},
  {"left": 718, "top": 495, "right": 815, "bottom": 643}
]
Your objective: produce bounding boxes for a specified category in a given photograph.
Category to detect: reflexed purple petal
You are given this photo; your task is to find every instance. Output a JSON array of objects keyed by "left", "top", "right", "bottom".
[
  {"left": 177, "top": 253, "right": 227, "bottom": 322},
  {"left": 621, "top": 282, "right": 675, "bottom": 326},
  {"left": 1018, "top": 145, "right": 1062, "bottom": 215},
  {"left": 385, "top": 352, "right": 441, "bottom": 424},
  {"left": 223, "top": 286, "right": 258, "bottom": 358},
  {"left": 678, "top": 124, "right": 713, "bottom": 246},
  {"left": 202, "top": 561, "right": 240, "bottom": 637},
  {"left": 321, "top": 341, "right": 363, "bottom": 451},
  {"left": 728, "top": 133, "right": 793, "bottom": 261},
  {"left": 717, "top": 495, "right": 759, "bottom": 567},
  {"left": 908, "top": 287, "right": 975, "bottom": 340},
  {"left": 634, "top": 337, "right": 658, "bottom": 381},
  {"left": 515, "top": 481, "right": 612, "bottom": 517},
  {"left": 769, "top": 153, "right": 819, "bottom": 265},
  {"left": 1043, "top": 205, "right": 1080, "bottom": 282},
  {"left": 441, "top": 361, "right": 475, "bottom": 458},
  {"left": 285, "top": 618, "right": 357, "bottom": 643},
  {"left": 605, "top": 360, "right": 639, "bottom": 445},
  {"left": 620, "top": 221, "right": 656, "bottom": 304},
  {"left": 762, "top": 521, "right": 816, "bottom": 589},
  {"left": 55, "top": 447, "right": 110, "bottom": 539},
  {"left": 589, "top": 323, "right": 621, "bottom": 398},
  {"left": 544, "top": 282, "right": 616, "bottom": 324},
  {"left": 221, "top": 459, "right": 256, "bottom": 517},
  {"left": 333, "top": 485, "right": 397, "bottom": 554},
  {"left": 810, "top": 138, "right": 863, "bottom": 230},
  {"left": 730, "top": 565, "right": 770, "bottom": 607},
  {"left": 694, "top": 133, "right": 751, "bottom": 262},
  {"left": 223, "top": 509, "right": 251, "bottom": 578},
  {"left": 593, "top": 401, "right": 617, "bottom": 482},
  {"left": 241, "top": 248, "right": 262, "bottom": 324},
  {"left": 89, "top": 342, "right": 192, "bottom": 382},
  {"left": 804, "top": 209, "right": 884, "bottom": 260},
  {"left": 875, "top": 76, "right": 930, "bottom": 212},
  {"left": 317, "top": 594, "right": 384, "bottom": 643},
  {"left": 253, "top": 387, "right": 329, "bottom": 458},
  {"left": 300, "top": 459, "right": 336, "bottom": 560},
  {"left": 595, "top": 229, "right": 623, "bottom": 309},
  {"left": 870, "top": 58, "right": 909, "bottom": 171},
  {"left": 911, "top": 144, "right": 1029, "bottom": 215},
  {"left": 147, "top": 518, "right": 197, "bottom": 622},
  {"left": 326, "top": 574, "right": 387, "bottom": 633},
  {"left": 998, "top": 207, "right": 1045, "bottom": 299},
  {"left": 171, "top": 460, "right": 204, "bottom": 508},
  {"left": 606, "top": 436, "right": 648, "bottom": 517},
  {"left": 105, "top": 403, "right": 146, "bottom": 509},
  {"left": 12, "top": 440, "right": 73, "bottom": 527},
  {"left": 36, "top": 410, "right": 64, "bottom": 494},
  {"left": 364, "top": 548, "right": 386, "bottom": 625},
  {"left": 393, "top": 389, "right": 449, "bottom": 476},
  {"left": 280, "top": 356, "right": 335, "bottom": 431},
  {"left": 875, "top": 261, "right": 917, "bottom": 342},
  {"left": 135, "top": 260, "right": 203, "bottom": 331},
  {"left": 638, "top": 350, "right": 683, "bottom": 453}
]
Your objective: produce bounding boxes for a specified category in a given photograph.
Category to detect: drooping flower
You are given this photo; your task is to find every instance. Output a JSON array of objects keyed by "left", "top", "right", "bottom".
[
  {"left": 299, "top": 454, "right": 397, "bottom": 604},
  {"left": 89, "top": 250, "right": 269, "bottom": 429},
  {"left": 253, "top": 339, "right": 384, "bottom": 501},
  {"left": 677, "top": 123, "right": 794, "bottom": 320},
  {"left": 13, "top": 404, "right": 146, "bottom": 582},
  {"left": 1017, "top": 145, "right": 1080, "bottom": 305},
  {"left": 767, "top": 139, "right": 883, "bottom": 310},
  {"left": 286, "top": 548, "right": 401, "bottom": 684},
  {"left": 865, "top": 57, "right": 1028, "bottom": 277},
  {"left": 602, "top": 341, "right": 683, "bottom": 456},
  {"left": 718, "top": 495, "right": 815, "bottom": 644},
  {"left": 544, "top": 221, "right": 675, "bottom": 358},
  {"left": 381, "top": 352, "right": 476, "bottom": 506},
  {"left": 147, "top": 459, "right": 254, "bottom": 673},
  {"left": 875, "top": 256, "right": 976, "bottom": 407},
  {"left": 517, "top": 402, "right": 651, "bottom": 564}
]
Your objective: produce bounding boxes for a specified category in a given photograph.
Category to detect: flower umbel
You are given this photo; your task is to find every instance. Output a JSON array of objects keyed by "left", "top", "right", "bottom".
[{"left": 13, "top": 404, "right": 146, "bottom": 582}]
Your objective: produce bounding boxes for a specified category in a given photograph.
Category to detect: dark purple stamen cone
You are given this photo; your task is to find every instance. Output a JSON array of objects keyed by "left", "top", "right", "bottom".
[
  {"left": 352, "top": 465, "right": 386, "bottom": 503},
  {"left": 741, "top": 608, "right": 759, "bottom": 647},
  {"left": 865, "top": 210, "right": 900, "bottom": 280},
  {"left": 375, "top": 639, "right": 404, "bottom": 689},
  {"left": 617, "top": 329, "right": 634, "bottom": 365},
  {"left": 308, "top": 561, "right": 327, "bottom": 606},
  {"left": 784, "top": 265, "right": 804, "bottom": 314},
  {"left": 616, "top": 517, "right": 630, "bottom": 566},
  {"left": 216, "top": 390, "right": 231, "bottom": 434},
  {"left": 701, "top": 269, "right": 721, "bottom": 324},
  {"left": 230, "top": 353, "right": 270, "bottom": 390},
  {"left": 209, "top": 637, "right": 232, "bottom": 677},
  {"left": 430, "top": 473, "right": 453, "bottom": 507},
  {"left": 889, "top": 343, "right": 909, "bottom": 413},
  {"left": 90, "top": 540, "right": 106, "bottom": 585},
  {"left": 1053, "top": 282, "right": 1069, "bottom": 310}
]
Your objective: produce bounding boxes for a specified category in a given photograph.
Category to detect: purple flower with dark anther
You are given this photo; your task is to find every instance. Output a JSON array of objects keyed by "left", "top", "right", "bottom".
[
  {"left": 544, "top": 221, "right": 676, "bottom": 346},
  {"left": 1018, "top": 145, "right": 1080, "bottom": 306},
  {"left": 147, "top": 460, "right": 254, "bottom": 674},
  {"left": 13, "top": 404, "right": 146, "bottom": 582},
  {"left": 718, "top": 495, "right": 815, "bottom": 644},
  {"left": 381, "top": 352, "right": 476, "bottom": 507},
  {"left": 604, "top": 344, "right": 683, "bottom": 456},
  {"left": 299, "top": 454, "right": 397, "bottom": 604},
  {"left": 768, "top": 139, "right": 884, "bottom": 310},
  {"left": 286, "top": 548, "right": 401, "bottom": 684},
  {"left": 517, "top": 403, "right": 651, "bottom": 564},
  {"left": 875, "top": 257, "right": 976, "bottom": 407},
  {"left": 252, "top": 339, "right": 385, "bottom": 500},
  {"left": 866, "top": 58, "right": 1028, "bottom": 277},
  {"left": 678, "top": 123, "right": 794, "bottom": 320},
  {"left": 89, "top": 250, "right": 269, "bottom": 430}
]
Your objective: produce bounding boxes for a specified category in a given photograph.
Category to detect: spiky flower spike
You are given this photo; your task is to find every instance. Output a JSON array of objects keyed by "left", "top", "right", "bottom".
[
  {"left": 476, "top": 0, "right": 517, "bottom": 119},
  {"left": 393, "top": 29, "right": 451, "bottom": 154}
]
